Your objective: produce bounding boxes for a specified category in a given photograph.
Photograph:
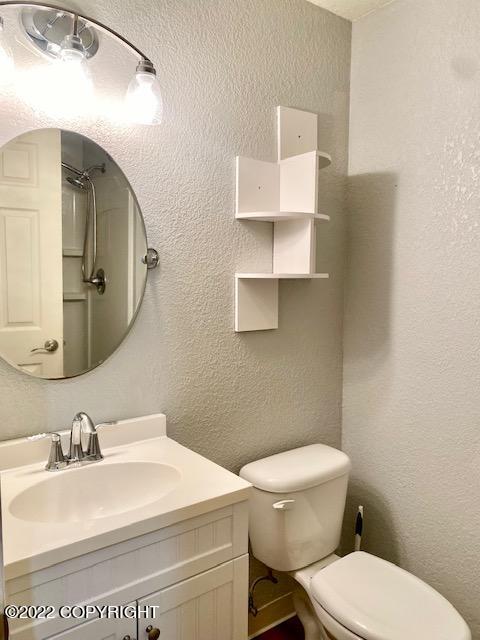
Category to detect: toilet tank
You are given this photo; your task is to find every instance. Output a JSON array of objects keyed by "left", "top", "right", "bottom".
[{"left": 240, "top": 444, "right": 351, "bottom": 572}]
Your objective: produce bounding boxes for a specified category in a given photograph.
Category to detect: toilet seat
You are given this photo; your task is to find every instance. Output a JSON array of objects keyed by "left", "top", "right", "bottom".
[{"left": 310, "top": 552, "right": 471, "bottom": 640}]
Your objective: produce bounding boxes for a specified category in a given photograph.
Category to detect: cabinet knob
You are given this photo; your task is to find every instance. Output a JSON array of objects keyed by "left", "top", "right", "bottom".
[
  {"left": 146, "top": 625, "right": 161, "bottom": 640},
  {"left": 123, "top": 636, "right": 135, "bottom": 640}
]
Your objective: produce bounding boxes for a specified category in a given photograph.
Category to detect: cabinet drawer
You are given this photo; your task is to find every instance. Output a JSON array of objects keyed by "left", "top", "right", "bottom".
[{"left": 138, "top": 555, "right": 249, "bottom": 640}]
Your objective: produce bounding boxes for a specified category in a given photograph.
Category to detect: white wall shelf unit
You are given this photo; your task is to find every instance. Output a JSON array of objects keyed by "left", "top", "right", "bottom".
[{"left": 235, "top": 106, "right": 331, "bottom": 332}]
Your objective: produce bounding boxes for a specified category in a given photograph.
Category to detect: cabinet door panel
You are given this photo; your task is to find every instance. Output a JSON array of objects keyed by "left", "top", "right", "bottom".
[
  {"left": 138, "top": 556, "right": 248, "bottom": 640},
  {"left": 46, "top": 606, "right": 136, "bottom": 640}
]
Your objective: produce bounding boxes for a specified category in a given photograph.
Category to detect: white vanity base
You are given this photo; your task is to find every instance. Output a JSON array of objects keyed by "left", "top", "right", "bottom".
[
  {"left": 7, "top": 503, "right": 248, "bottom": 640},
  {"left": 1, "top": 414, "right": 251, "bottom": 640}
]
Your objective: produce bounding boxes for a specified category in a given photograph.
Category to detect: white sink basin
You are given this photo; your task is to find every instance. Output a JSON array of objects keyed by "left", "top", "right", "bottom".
[
  {"left": 9, "top": 461, "right": 181, "bottom": 523},
  {"left": 0, "top": 415, "right": 251, "bottom": 580}
]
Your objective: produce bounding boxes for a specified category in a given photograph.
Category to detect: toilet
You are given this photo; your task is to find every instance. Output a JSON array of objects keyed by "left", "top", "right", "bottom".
[{"left": 239, "top": 444, "right": 471, "bottom": 640}]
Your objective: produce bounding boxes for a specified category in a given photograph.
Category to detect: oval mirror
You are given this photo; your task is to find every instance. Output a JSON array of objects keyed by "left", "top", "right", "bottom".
[{"left": 0, "top": 128, "right": 150, "bottom": 379}]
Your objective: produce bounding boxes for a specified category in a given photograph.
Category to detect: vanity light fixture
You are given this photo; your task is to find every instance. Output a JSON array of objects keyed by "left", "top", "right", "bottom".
[{"left": 0, "top": 2, "right": 163, "bottom": 124}]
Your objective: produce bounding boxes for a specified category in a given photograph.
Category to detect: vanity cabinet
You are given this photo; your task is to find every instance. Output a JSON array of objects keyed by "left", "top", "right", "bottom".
[{"left": 6, "top": 503, "right": 249, "bottom": 640}]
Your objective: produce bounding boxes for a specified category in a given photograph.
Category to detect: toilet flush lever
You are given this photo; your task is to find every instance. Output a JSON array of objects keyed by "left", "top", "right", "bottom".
[{"left": 272, "top": 499, "right": 295, "bottom": 510}]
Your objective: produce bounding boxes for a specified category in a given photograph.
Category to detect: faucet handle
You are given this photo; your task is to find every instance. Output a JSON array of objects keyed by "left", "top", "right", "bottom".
[
  {"left": 85, "top": 432, "right": 103, "bottom": 460},
  {"left": 45, "top": 433, "right": 67, "bottom": 472},
  {"left": 84, "top": 419, "right": 115, "bottom": 461},
  {"left": 27, "top": 432, "right": 67, "bottom": 471},
  {"left": 27, "top": 433, "right": 48, "bottom": 441},
  {"left": 85, "top": 420, "right": 116, "bottom": 460},
  {"left": 96, "top": 420, "right": 117, "bottom": 428}
]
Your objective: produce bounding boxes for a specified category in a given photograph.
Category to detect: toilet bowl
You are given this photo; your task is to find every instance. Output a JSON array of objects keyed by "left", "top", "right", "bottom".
[{"left": 239, "top": 444, "right": 471, "bottom": 640}]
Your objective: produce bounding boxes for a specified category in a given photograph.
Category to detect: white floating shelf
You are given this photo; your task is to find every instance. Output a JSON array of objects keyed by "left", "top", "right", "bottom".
[
  {"left": 235, "top": 106, "right": 332, "bottom": 332},
  {"left": 236, "top": 211, "right": 330, "bottom": 222},
  {"left": 236, "top": 273, "right": 329, "bottom": 279}
]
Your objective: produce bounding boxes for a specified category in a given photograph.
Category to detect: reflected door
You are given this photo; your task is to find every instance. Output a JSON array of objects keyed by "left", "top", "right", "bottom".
[
  {"left": 0, "top": 129, "right": 63, "bottom": 377},
  {"left": 89, "top": 170, "right": 144, "bottom": 366}
]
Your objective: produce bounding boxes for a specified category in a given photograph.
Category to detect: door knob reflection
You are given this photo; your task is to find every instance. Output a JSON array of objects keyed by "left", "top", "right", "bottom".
[{"left": 30, "top": 339, "right": 59, "bottom": 354}]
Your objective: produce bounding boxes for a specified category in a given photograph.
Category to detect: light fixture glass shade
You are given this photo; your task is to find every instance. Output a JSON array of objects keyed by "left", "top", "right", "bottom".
[
  {"left": 0, "top": 19, "right": 15, "bottom": 86},
  {"left": 52, "top": 56, "right": 94, "bottom": 115},
  {"left": 125, "top": 62, "right": 163, "bottom": 125},
  {"left": 17, "top": 32, "right": 95, "bottom": 118},
  {"left": 53, "top": 33, "right": 95, "bottom": 115}
]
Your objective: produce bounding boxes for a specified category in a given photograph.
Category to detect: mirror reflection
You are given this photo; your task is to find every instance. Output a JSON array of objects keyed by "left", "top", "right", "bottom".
[{"left": 0, "top": 129, "right": 148, "bottom": 379}]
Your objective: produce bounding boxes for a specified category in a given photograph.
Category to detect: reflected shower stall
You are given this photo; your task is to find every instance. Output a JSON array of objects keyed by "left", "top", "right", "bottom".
[
  {"left": 62, "top": 160, "right": 106, "bottom": 293},
  {"left": 60, "top": 131, "right": 144, "bottom": 377}
]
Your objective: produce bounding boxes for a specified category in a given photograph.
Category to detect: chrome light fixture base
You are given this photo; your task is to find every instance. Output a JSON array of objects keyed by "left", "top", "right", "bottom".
[
  {"left": 136, "top": 58, "right": 156, "bottom": 75},
  {"left": 21, "top": 7, "right": 98, "bottom": 59}
]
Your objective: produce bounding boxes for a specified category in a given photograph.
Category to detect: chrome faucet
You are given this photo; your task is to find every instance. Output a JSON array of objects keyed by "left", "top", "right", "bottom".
[
  {"left": 41, "top": 412, "right": 105, "bottom": 471},
  {"left": 28, "top": 413, "right": 115, "bottom": 471}
]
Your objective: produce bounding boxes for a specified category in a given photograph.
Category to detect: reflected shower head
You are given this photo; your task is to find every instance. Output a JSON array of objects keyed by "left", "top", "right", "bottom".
[
  {"left": 62, "top": 162, "right": 105, "bottom": 190},
  {"left": 66, "top": 175, "right": 87, "bottom": 190}
]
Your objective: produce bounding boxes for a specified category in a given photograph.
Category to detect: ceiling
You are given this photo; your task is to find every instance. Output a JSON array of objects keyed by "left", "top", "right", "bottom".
[{"left": 307, "top": 0, "right": 396, "bottom": 21}]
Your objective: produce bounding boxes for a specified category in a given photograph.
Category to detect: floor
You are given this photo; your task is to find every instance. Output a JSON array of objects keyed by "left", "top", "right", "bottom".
[{"left": 257, "top": 616, "right": 305, "bottom": 639}]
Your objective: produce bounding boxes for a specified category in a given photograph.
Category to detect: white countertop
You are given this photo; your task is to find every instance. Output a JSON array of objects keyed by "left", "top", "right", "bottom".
[{"left": 1, "top": 414, "right": 251, "bottom": 580}]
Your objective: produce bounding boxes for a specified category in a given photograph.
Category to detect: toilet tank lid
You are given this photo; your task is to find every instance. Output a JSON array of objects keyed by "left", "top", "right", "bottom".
[{"left": 239, "top": 444, "right": 351, "bottom": 493}]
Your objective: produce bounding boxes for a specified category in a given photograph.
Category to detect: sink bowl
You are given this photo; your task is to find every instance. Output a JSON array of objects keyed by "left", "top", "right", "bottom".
[{"left": 9, "top": 462, "right": 181, "bottom": 523}]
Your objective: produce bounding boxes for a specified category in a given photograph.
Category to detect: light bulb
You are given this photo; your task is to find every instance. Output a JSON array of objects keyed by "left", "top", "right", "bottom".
[
  {"left": 125, "top": 60, "right": 163, "bottom": 125},
  {"left": 17, "top": 32, "right": 95, "bottom": 118},
  {"left": 0, "top": 17, "right": 15, "bottom": 87},
  {"left": 54, "top": 33, "right": 94, "bottom": 113}
]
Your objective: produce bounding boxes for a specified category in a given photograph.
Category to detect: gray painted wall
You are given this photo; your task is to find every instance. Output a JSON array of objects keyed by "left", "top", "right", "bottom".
[
  {"left": 344, "top": 0, "right": 480, "bottom": 635},
  {"left": 2, "top": 0, "right": 479, "bottom": 630},
  {"left": 0, "top": 0, "right": 350, "bottom": 608}
]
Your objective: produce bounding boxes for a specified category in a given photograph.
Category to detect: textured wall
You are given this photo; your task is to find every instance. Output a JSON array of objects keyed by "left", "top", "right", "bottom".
[
  {"left": 344, "top": 0, "right": 480, "bottom": 635},
  {"left": 0, "top": 0, "right": 350, "bottom": 608}
]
